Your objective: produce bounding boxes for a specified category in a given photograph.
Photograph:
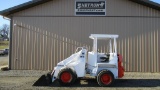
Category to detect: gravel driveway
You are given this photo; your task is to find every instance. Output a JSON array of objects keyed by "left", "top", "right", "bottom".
[{"left": 0, "top": 70, "right": 160, "bottom": 90}]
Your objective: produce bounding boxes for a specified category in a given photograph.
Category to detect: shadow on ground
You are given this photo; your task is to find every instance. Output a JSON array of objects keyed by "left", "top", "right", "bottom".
[{"left": 33, "top": 77, "right": 160, "bottom": 87}]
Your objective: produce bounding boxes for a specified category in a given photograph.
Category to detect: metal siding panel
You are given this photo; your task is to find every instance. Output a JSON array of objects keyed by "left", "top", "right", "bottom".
[
  {"left": 42, "top": 30, "right": 45, "bottom": 70},
  {"left": 154, "top": 20, "right": 157, "bottom": 72},
  {"left": 154, "top": 19, "right": 158, "bottom": 72},
  {"left": 18, "top": 23, "right": 22, "bottom": 69},
  {"left": 13, "top": 25, "right": 17, "bottom": 70},
  {"left": 50, "top": 33, "right": 53, "bottom": 69},
  {"left": 47, "top": 32, "right": 51, "bottom": 70},
  {"left": 39, "top": 29, "right": 43, "bottom": 70},
  {"left": 153, "top": 30, "right": 156, "bottom": 72},
  {"left": 14, "top": 24, "right": 17, "bottom": 70},
  {"left": 13, "top": 0, "right": 75, "bottom": 16},
  {"left": 157, "top": 19, "right": 159, "bottom": 72},
  {"left": 26, "top": 25, "right": 31, "bottom": 70},
  {"left": 144, "top": 31, "right": 147, "bottom": 72},
  {"left": 15, "top": 22, "right": 20, "bottom": 69},
  {"left": 9, "top": 17, "right": 13, "bottom": 69},
  {"left": 12, "top": 20, "right": 16, "bottom": 69},
  {"left": 11, "top": 17, "right": 160, "bottom": 72},
  {"left": 20, "top": 24, "right": 24, "bottom": 70},
  {"left": 23, "top": 23, "right": 27, "bottom": 70},
  {"left": 151, "top": 27, "right": 154, "bottom": 72},
  {"left": 29, "top": 25, "right": 36, "bottom": 69},
  {"left": 44, "top": 31, "right": 47, "bottom": 70},
  {"left": 132, "top": 19, "right": 135, "bottom": 72},
  {"left": 158, "top": 25, "right": 160, "bottom": 72},
  {"left": 27, "top": 25, "right": 33, "bottom": 69},
  {"left": 34, "top": 27, "right": 37, "bottom": 69},
  {"left": 34, "top": 26, "right": 38, "bottom": 70},
  {"left": 12, "top": 0, "right": 160, "bottom": 17}
]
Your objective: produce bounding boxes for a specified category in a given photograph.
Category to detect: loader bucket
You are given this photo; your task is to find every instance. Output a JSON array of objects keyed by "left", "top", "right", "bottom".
[{"left": 33, "top": 73, "right": 52, "bottom": 86}]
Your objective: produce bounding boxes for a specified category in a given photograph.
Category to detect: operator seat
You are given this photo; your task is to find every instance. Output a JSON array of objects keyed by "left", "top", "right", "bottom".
[{"left": 100, "top": 54, "right": 110, "bottom": 62}]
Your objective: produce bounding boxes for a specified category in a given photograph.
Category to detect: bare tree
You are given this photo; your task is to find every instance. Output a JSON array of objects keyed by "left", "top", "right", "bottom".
[{"left": 0, "top": 24, "right": 10, "bottom": 40}]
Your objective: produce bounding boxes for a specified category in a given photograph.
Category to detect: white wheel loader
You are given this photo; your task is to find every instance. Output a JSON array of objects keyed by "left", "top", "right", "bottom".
[{"left": 34, "top": 34, "right": 124, "bottom": 87}]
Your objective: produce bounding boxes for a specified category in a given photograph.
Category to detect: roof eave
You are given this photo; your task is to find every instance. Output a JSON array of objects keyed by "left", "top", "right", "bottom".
[
  {"left": 0, "top": 0, "right": 160, "bottom": 18},
  {"left": 130, "top": 0, "right": 160, "bottom": 11},
  {"left": 0, "top": 0, "right": 52, "bottom": 18}
]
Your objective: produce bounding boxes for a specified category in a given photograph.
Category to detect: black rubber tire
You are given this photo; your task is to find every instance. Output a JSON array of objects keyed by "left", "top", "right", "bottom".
[
  {"left": 97, "top": 70, "right": 114, "bottom": 87},
  {"left": 57, "top": 68, "right": 77, "bottom": 86}
]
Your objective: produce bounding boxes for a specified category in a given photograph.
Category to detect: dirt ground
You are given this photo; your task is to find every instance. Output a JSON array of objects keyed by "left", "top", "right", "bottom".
[{"left": 0, "top": 70, "right": 160, "bottom": 90}]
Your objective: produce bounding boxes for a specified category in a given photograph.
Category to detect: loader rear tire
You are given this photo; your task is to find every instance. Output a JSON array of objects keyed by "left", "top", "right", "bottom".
[
  {"left": 97, "top": 70, "right": 114, "bottom": 87},
  {"left": 58, "top": 68, "right": 77, "bottom": 86}
]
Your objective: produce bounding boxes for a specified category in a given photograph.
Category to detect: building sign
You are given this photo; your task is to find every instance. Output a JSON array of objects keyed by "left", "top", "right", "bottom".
[{"left": 75, "top": 0, "right": 106, "bottom": 16}]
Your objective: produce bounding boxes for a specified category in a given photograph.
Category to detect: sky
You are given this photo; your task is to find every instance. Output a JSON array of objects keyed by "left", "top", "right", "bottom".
[
  {"left": 0, "top": 0, "right": 160, "bottom": 27},
  {"left": 0, "top": 0, "right": 31, "bottom": 27}
]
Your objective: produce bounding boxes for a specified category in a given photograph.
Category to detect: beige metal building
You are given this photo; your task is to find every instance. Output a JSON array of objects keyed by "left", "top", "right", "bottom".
[{"left": 0, "top": 0, "right": 160, "bottom": 72}]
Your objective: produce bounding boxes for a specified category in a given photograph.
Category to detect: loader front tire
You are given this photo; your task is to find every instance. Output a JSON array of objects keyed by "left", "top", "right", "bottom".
[
  {"left": 58, "top": 68, "right": 77, "bottom": 86},
  {"left": 97, "top": 70, "right": 114, "bottom": 87}
]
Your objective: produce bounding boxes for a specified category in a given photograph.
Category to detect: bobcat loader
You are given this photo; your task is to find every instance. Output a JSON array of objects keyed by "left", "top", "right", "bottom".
[{"left": 34, "top": 34, "right": 124, "bottom": 87}]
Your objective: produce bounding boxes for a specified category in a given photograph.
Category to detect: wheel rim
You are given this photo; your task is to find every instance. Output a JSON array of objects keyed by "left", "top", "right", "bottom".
[
  {"left": 100, "top": 74, "right": 112, "bottom": 85},
  {"left": 61, "top": 72, "right": 72, "bottom": 83}
]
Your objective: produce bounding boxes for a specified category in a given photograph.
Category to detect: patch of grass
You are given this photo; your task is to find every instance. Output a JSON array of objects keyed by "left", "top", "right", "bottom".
[
  {"left": 0, "top": 41, "right": 9, "bottom": 49},
  {"left": 0, "top": 61, "right": 8, "bottom": 66},
  {"left": 0, "top": 45, "right": 9, "bottom": 49},
  {"left": 0, "top": 41, "right": 9, "bottom": 44}
]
